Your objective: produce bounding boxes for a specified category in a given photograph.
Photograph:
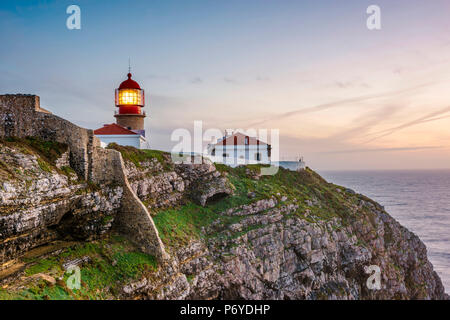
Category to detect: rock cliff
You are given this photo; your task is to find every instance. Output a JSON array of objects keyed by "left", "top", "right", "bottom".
[
  {"left": 0, "top": 138, "right": 122, "bottom": 264},
  {"left": 0, "top": 140, "right": 447, "bottom": 300},
  {"left": 119, "top": 161, "right": 447, "bottom": 300}
]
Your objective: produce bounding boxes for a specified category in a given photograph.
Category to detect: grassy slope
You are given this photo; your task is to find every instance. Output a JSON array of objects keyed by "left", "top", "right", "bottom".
[
  {"left": 0, "top": 137, "right": 73, "bottom": 179},
  {"left": 0, "top": 140, "right": 159, "bottom": 299},
  {"left": 153, "top": 164, "right": 365, "bottom": 249},
  {"left": 1, "top": 141, "right": 374, "bottom": 300},
  {"left": 1, "top": 136, "right": 67, "bottom": 163},
  {"left": 106, "top": 143, "right": 173, "bottom": 171},
  {"left": 0, "top": 235, "right": 157, "bottom": 300}
]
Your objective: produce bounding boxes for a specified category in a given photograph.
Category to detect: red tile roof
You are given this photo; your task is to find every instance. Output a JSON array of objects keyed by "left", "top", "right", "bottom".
[
  {"left": 215, "top": 132, "right": 268, "bottom": 146},
  {"left": 94, "top": 123, "right": 138, "bottom": 135}
]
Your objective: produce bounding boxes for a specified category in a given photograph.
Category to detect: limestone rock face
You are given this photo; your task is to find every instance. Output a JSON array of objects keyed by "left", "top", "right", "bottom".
[
  {"left": 121, "top": 196, "right": 448, "bottom": 300},
  {"left": 1, "top": 139, "right": 447, "bottom": 300},
  {"left": 126, "top": 159, "right": 185, "bottom": 210},
  {"left": 174, "top": 159, "right": 233, "bottom": 206},
  {"left": 0, "top": 143, "right": 122, "bottom": 263},
  {"left": 123, "top": 156, "right": 232, "bottom": 209},
  {"left": 187, "top": 174, "right": 232, "bottom": 207}
]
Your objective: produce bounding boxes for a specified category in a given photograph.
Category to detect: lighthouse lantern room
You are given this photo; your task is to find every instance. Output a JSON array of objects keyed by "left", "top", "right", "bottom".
[{"left": 114, "top": 72, "right": 146, "bottom": 137}]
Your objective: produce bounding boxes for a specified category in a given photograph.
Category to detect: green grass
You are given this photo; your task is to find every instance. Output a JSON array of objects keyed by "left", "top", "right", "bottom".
[
  {"left": 0, "top": 149, "right": 375, "bottom": 300},
  {"left": 2, "top": 136, "right": 67, "bottom": 165},
  {"left": 24, "top": 257, "right": 61, "bottom": 276},
  {"left": 1, "top": 235, "right": 158, "bottom": 300},
  {"left": 60, "top": 166, "right": 76, "bottom": 176},
  {"left": 37, "top": 158, "right": 52, "bottom": 173},
  {"left": 0, "top": 284, "right": 73, "bottom": 301},
  {"left": 186, "top": 274, "right": 195, "bottom": 283},
  {"left": 107, "top": 143, "right": 173, "bottom": 171},
  {"left": 0, "top": 158, "right": 15, "bottom": 179},
  {"left": 152, "top": 166, "right": 274, "bottom": 246},
  {"left": 153, "top": 202, "right": 220, "bottom": 246},
  {"left": 1, "top": 137, "right": 75, "bottom": 179},
  {"left": 113, "top": 251, "right": 157, "bottom": 279},
  {"left": 153, "top": 164, "right": 364, "bottom": 248},
  {"left": 152, "top": 164, "right": 266, "bottom": 247},
  {"left": 102, "top": 215, "right": 114, "bottom": 225}
]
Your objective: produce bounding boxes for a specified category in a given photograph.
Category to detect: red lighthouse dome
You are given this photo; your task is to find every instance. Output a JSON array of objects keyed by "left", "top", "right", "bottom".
[
  {"left": 119, "top": 73, "right": 141, "bottom": 90},
  {"left": 114, "top": 72, "right": 146, "bottom": 134}
]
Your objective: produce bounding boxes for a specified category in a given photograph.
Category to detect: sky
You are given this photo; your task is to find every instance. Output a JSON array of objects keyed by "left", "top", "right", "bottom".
[{"left": 2, "top": 0, "right": 450, "bottom": 170}]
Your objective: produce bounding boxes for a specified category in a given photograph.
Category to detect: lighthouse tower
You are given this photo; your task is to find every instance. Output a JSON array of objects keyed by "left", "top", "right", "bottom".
[
  {"left": 94, "top": 72, "right": 148, "bottom": 149},
  {"left": 114, "top": 72, "right": 146, "bottom": 136}
]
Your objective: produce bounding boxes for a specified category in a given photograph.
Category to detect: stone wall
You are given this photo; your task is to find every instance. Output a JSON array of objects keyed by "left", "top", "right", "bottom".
[
  {"left": 0, "top": 95, "right": 39, "bottom": 137},
  {"left": 0, "top": 94, "right": 94, "bottom": 180},
  {"left": 0, "top": 94, "right": 167, "bottom": 261},
  {"left": 91, "top": 147, "right": 168, "bottom": 260}
]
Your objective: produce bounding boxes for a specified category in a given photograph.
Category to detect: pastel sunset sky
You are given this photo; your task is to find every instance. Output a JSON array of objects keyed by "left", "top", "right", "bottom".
[{"left": 2, "top": 0, "right": 450, "bottom": 170}]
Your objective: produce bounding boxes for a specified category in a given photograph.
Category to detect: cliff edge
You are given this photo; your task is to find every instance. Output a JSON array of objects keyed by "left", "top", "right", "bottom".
[
  {"left": 0, "top": 140, "right": 447, "bottom": 300},
  {"left": 0, "top": 94, "right": 447, "bottom": 300}
]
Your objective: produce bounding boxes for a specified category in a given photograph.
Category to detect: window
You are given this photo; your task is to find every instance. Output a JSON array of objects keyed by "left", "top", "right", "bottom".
[
  {"left": 116, "top": 89, "right": 144, "bottom": 106},
  {"left": 245, "top": 137, "right": 249, "bottom": 145},
  {"left": 222, "top": 153, "right": 228, "bottom": 158},
  {"left": 211, "top": 148, "right": 215, "bottom": 156},
  {"left": 255, "top": 153, "right": 261, "bottom": 161}
]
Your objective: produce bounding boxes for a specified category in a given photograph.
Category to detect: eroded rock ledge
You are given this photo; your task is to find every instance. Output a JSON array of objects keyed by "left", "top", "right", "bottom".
[
  {"left": 122, "top": 199, "right": 446, "bottom": 300},
  {"left": 115, "top": 159, "right": 448, "bottom": 300},
  {"left": 0, "top": 142, "right": 448, "bottom": 300},
  {"left": 113, "top": 144, "right": 233, "bottom": 209}
]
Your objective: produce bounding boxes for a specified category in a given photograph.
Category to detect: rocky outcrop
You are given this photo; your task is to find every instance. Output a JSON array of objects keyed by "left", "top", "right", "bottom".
[
  {"left": 0, "top": 142, "right": 448, "bottom": 300},
  {"left": 121, "top": 188, "right": 448, "bottom": 300},
  {"left": 0, "top": 94, "right": 168, "bottom": 261},
  {"left": 0, "top": 142, "right": 122, "bottom": 264},
  {"left": 175, "top": 160, "right": 233, "bottom": 207},
  {"left": 122, "top": 152, "right": 233, "bottom": 209},
  {"left": 124, "top": 158, "right": 185, "bottom": 210},
  {"left": 0, "top": 96, "right": 447, "bottom": 300},
  {"left": 0, "top": 136, "right": 447, "bottom": 300}
]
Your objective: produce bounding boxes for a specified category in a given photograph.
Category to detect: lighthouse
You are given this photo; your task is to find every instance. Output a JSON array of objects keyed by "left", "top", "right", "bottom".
[
  {"left": 94, "top": 72, "right": 148, "bottom": 149},
  {"left": 114, "top": 72, "right": 146, "bottom": 136}
]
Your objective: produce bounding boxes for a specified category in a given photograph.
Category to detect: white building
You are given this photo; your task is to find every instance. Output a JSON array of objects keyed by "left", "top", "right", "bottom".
[
  {"left": 94, "top": 72, "right": 148, "bottom": 150},
  {"left": 207, "top": 132, "right": 271, "bottom": 166},
  {"left": 94, "top": 123, "right": 148, "bottom": 149}
]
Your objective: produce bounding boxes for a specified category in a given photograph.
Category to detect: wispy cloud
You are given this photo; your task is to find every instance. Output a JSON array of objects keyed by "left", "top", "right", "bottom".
[
  {"left": 191, "top": 77, "right": 203, "bottom": 84},
  {"left": 320, "top": 146, "right": 444, "bottom": 154},
  {"left": 334, "top": 80, "right": 370, "bottom": 89},
  {"left": 330, "top": 104, "right": 406, "bottom": 142},
  {"left": 246, "top": 82, "right": 438, "bottom": 127},
  {"left": 364, "top": 105, "right": 450, "bottom": 142}
]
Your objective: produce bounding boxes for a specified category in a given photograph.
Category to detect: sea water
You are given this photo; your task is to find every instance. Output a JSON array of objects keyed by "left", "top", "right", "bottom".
[{"left": 319, "top": 169, "right": 450, "bottom": 292}]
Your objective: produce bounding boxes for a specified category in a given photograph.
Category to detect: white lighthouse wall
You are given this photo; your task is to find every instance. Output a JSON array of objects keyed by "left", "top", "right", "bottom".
[
  {"left": 207, "top": 145, "right": 270, "bottom": 166},
  {"left": 95, "top": 134, "right": 146, "bottom": 150}
]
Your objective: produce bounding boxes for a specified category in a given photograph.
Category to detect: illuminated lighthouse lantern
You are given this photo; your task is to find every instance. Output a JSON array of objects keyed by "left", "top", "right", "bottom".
[
  {"left": 114, "top": 73, "right": 146, "bottom": 136},
  {"left": 94, "top": 72, "right": 148, "bottom": 149}
]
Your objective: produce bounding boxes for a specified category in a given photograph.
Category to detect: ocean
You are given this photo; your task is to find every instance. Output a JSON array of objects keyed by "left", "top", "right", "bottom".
[{"left": 319, "top": 170, "right": 450, "bottom": 292}]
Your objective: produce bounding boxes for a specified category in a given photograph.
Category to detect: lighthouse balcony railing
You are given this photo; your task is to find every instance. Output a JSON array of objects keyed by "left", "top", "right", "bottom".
[{"left": 114, "top": 110, "right": 146, "bottom": 116}]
